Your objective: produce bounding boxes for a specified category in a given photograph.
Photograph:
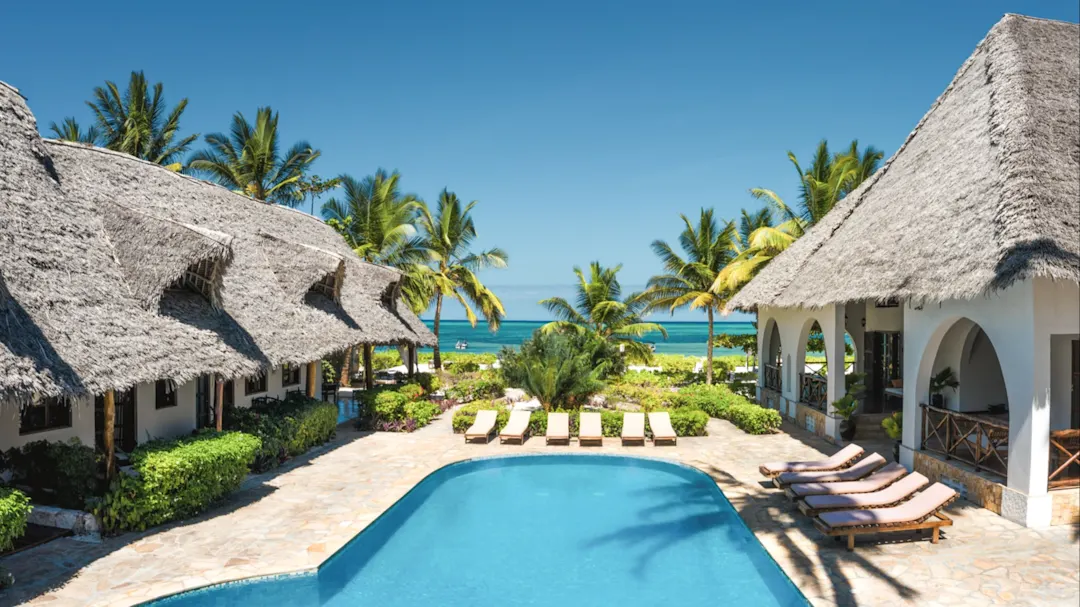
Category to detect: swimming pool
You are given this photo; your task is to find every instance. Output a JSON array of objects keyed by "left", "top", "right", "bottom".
[{"left": 146, "top": 456, "right": 807, "bottom": 606}]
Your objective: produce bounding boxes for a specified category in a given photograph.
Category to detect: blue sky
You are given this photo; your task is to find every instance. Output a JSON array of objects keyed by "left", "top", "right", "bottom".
[{"left": 3, "top": 1, "right": 1077, "bottom": 322}]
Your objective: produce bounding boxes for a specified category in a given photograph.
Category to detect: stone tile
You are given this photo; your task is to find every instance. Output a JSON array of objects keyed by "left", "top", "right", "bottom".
[{"left": 1, "top": 413, "right": 1076, "bottom": 607}]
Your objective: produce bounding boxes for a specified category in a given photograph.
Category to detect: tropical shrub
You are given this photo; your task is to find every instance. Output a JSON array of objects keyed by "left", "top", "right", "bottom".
[
  {"left": 665, "top": 409, "right": 709, "bottom": 437},
  {"left": 371, "top": 350, "right": 402, "bottom": 371},
  {"left": 419, "top": 352, "right": 497, "bottom": 366},
  {"left": 398, "top": 383, "right": 426, "bottom": 401},
  {"left": 223, "top": 397, "right": 337, "bottom": 471},
  {"left": 724, "top": 403, "right": 782, "bottom": 435},
  {"left": 670, "top": 383, "right": 743, "bottom": 418},
  {"left": 446, "top": 372, "right": 506, "bottom": 402},
  {"left": 95, "top": 431, "right": 260, "bottom": 533},
  {"left": 4, "top": 439, "right": 99, "bottom": 509},
  {"left": 0, "top": 488, "right": 32, "bottom": 552},
  {"left": 451, "top": 401, "right": 510, "bottom": 434},
  {"left": 404, "top": 401, "right": 441, "bottom": 427},
  {"left": 415, "top": 372, "right": 442, "bottom": 394},
  {"left": 499, "top": 332, "right": 608, "bottom": 410},
  {"left": 373, "top": 391, "right": 409, "bottom": 421}
]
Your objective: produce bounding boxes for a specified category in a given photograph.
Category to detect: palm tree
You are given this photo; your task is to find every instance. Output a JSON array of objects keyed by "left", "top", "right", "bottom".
[
  {"left": 715, "top": 140, "right": 883, "bottom": 293},
  {"left": 87, "top": 71, "right": 197, "bottom": 170},
  {"left": 187, "top": 107, "right": 320, "bottom": 205},
  {"left": 417, "top": 190, "right": 508, "bottom": 370},
  {"left": 642, "top": 210, "right": 738, "bottom": 383},
  {"left": 323, "top": 170, "right": 429, "bottom": 386},
  {"left": 540, "top": 262, "right": 666, "bottom": 364},
  {"left": 48, "top": 118, "right": 99, "bottom": 144}
]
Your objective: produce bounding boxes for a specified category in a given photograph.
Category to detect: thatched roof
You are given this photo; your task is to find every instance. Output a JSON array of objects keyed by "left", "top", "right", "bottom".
[
  {"left": 0, "top": 80, "right": 434, "bottom": 403},
  {"left": 729, "top": 14, "right": 1079, "bottom": 311}
]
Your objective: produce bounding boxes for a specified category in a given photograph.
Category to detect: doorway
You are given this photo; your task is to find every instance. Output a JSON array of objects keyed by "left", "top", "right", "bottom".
[
  {"left": 863, "top": 331, "right": 903, "bottom": 413},
  {"left": 95, "top": 387, "right": 137, "bottom": 453}
]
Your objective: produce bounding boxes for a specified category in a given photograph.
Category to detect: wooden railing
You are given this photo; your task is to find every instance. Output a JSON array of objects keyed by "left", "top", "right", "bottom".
[
  {"left": 764, "top": 364, "right": 782, "bottom": 392},
  {"left": 920, "top": 404, "right": 1009, "bottom": 479},
  {"left": 799, "top": 373, "right": 827, "bottom": 411},
  {"left": 1049, "top": 429, "right": 1080, "bottom": 490}
]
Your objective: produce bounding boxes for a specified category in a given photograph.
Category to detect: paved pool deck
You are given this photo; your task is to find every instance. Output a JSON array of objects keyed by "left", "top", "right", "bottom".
[{"left": 3, "top": 412, "right": 1077, "bottom": 607}]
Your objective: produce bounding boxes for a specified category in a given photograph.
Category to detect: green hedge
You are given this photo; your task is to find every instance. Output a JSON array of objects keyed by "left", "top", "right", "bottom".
[
  {"left": 4, "top": 439, "right": 99, "bottom": 509},
  {"left": 724, "top": 403, "right": 782, "bottom": 434},
  {"left": 95, "top": 431, "right": 260, "bottom": 533},
  {"left": 0, "top": 487, "right": 32, "bottom": 552},
  {"left": 415, "top": 373, "right": 442, "bottom": 394},
  {"left": 398, "top": 383, "right": 425, "bottom": 401},
  {"left": 671, "top": 383, "right": 780, "bottom": 435},
  {"left": 374, "top": 391, "right": 409, "bottom": 421},
  {"left": 446, "top": 373, "right": 506, "bottom": 402},
  {"left": 404, "top": 401, "right": 441, "bottom": 427},
  {"left": 224, "top": 397, "right": 338, "bottom": 471}
]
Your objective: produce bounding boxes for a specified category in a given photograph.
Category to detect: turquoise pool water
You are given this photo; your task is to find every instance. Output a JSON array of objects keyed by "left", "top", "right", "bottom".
[{"left": 146, "top": 456, "right": 806, "bottom": 606}]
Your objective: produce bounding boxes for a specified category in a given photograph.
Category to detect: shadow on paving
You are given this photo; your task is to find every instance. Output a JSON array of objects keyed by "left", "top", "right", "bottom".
[{"left": 0, "top": 427, "right": 382, "bottom": 605}]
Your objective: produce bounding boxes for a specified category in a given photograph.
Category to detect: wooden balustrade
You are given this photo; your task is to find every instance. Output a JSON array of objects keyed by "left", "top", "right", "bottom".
[
  {"left": 1049, "top": 429, "right": 1080, "bottom": 490},
  {"left": 920, "top": 404, "right": 1009, "bottom": 479},
  {"left": 764, "top": 364, "right": 782, "bottom": 392},
  {"left": 799, "top": 373, "right": 827, "bottom": 411}
]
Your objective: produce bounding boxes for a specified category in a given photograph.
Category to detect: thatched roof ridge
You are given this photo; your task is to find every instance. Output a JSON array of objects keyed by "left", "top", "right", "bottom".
[
  {"left": 100, "top": 201, "right": 234, "bottom": 310},
  {"left": 0, "top": 82, "right": 262, "bottom": 403},
  {"left": 728, "top": 14, "right": 1079, "bottom": 311},
  {"left": 44, "top": 137, "right": 437, "bottom": 349}
]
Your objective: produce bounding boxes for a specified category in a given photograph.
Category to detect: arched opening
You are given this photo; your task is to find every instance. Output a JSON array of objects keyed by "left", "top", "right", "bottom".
[
  {"left": 761, "top": 318, "right": 783, "bottom": 392},
  {"left": 919, "top": 317, "right": 1010, "bottom": 481},
  {"left": 797, "top": 319, "right": 828, "bottom": 411}
]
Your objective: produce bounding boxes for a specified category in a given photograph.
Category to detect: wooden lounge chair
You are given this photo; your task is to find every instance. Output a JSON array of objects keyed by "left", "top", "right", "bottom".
[
  {"left": 813, "top": 482, "right": 958, "bottom": 550},
  {"left": 798, "top": 472, "right": 930, "bottom": 517},
  {"left": 773, "top": 453, "right": 886, "bottom": 489},
  {"left": 784, "top": 462, "right": 908, "bottom": 501},
  {"left": 648, "top": 412, "right": 677, "bottom": 445},
  {"left": 464, "top": 410, "right": 498, "bottom": 443},
  {"left": 499, "top": 410, "right": 532, "bottom": 444},
  {"left": 759, "top": 443, "right": 864, "bottom": 478},
  {"left": 579, "top": 412, "right": 603, "bottom": 446},
  {"left": 546, "top": 412, "right": 570, "bottom": 445},
  {"left": 622, "top": 412, "right": 646, "bottom": 446}
]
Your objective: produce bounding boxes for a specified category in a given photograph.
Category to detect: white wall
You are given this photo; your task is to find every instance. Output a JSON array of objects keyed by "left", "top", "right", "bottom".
[
  {"left": 1035, "top": 278, "right": 1080, "bottom": 432},
  {"left": 1049, "top": 335, "right": 1077, "bottom": 431},
  {"left": 232, "top": 361, "right": 323, "bottom": 408},
  {"left": 135, "top": 380, "right": 197, "bottom": 444},
  {"left": 0, "top": 397, "right": 96, "bottom": 451},
  {"left": 866, "top": 302, "right": 904, "bottom": 332}
]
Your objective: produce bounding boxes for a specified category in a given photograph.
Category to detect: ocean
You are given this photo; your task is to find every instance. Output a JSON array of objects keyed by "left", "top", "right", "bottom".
[{"left": 416, "top": 320, "right": 755, "bottom": 357}]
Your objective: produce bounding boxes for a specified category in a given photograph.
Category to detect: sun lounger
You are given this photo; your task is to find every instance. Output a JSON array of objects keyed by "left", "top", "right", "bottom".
[
  {"left": 622, "top": 412, "right": 646, "bottom": 446},
  {"left": 773, "top": 453, "right": 886, "bottom": 488},
  {"left": 647, "top": 412, "right": 677, "bottom": 445},
  {"left": 464, "top": 410, "right": 498, "bottom": 443},
  {"left": 813, "top": 482, "right": 958, "bottom": 550},
  {"left": 798, "top": 472, "right": 930, "bottom": 516},
  {"left": 579, "top": 412, "right": 603, "bottom": 446},
  {"left": 759, "top": 443, "right": 864, "bottom": 478},
  {"left": 546, "top": 412, "right": 570, "bottom": 445},
  {"left": 784, "top": 462, "right": 908, "bottom": 500},
  {"left": 499, "top": 410, "right": 532, "bottom": 444}
]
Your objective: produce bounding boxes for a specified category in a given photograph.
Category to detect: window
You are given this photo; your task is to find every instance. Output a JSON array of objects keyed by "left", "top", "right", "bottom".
[
  {"left": 875, "top": 298, "right": 900, "bottom": 308},
  {"left": 155, "top": 379, "right": 178, "bottom": 409},
  {"left": 245, "top": 373, "right": 267, "bottom": 395},
  {"left": 20, "top": 396, "right": 72, "bottom": 435},
  {"left": 281, "top": 363, "right": 301, "bottom": 387}
]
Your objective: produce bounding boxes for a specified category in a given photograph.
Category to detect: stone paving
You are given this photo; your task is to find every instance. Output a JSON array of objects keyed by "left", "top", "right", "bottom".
[{"left": 3, "top": 412, "right": 1078, "bottom": 607}]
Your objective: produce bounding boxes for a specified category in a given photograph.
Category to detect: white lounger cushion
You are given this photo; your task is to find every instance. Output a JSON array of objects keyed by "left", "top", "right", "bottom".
[
  {"left": 580, "top": 412, "right": 602, "bottom": 440},
  {"left": 465, "top": 410, "right": 498, "bottom": 438},
  {"left": 622, "top": 412, "right": 645, "bottom": 439},
  {"left": 804, "top": 473, "right": 930, "bottom": 511},
  {"left": 778, "top": 453, "right": 886, "bottom": 485},
  {"left": 790, "top": 463, "right": 908, "bottom": 497},
  {"left": 500, "top": 410, "right": 531, "bottom": 438}
]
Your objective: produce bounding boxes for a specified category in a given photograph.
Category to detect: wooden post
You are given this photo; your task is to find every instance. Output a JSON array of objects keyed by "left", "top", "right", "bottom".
[
  {"left": 215, "top": 376, "right": 225, "bottom": 432},
  {"left": 363, "top": 344, "right": 374, "bottom": 390},
  {"left": 103, "top": 389, "right": 116, "bottom": 480},
  {"left": 407, "top": 344, "right": 416, "bottom": 379},
  {"left": 339, "top": 345, "right": 353, "bottom": 387},
  {"left": 306, "top": 361, "right": 317, "bottom": 398}
]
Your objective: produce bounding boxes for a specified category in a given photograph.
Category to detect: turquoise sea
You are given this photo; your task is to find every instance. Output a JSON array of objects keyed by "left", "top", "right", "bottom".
[{"left": 418, "top": 319, "right": 755, "bottom": 357}]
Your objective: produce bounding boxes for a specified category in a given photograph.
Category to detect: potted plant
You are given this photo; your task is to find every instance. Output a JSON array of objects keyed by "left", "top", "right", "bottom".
[
  {"left": 832, "top": 393, "right": 858, "bottom": 441},
  {"left": 882, "top": 412, "right": 903, "bottom": 462},
  {"left": 929, "top": 367, "right": 959, "bottom": 407}
]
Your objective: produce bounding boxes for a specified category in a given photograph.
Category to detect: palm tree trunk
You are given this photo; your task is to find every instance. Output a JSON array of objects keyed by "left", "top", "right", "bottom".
[
  {"left": 339, "top": 345, "right": 353, "bottom": 387},
  {"left": 432, "top": 292, "right": 444, "bottom": 370},
  {"left": 363, "top": 344, "right": 374, "bottom": 391},
  {"left": 706, "top": 307, "right": 715, "bottom": 385}
]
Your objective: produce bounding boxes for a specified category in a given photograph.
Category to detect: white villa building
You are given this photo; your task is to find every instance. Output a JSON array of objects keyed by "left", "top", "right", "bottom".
[
  {"left": 0, "top": 80, "right": 435, "bottom": 457},
  {"left": 730, "top": 15, "right": 1079, "bottom": 528}
]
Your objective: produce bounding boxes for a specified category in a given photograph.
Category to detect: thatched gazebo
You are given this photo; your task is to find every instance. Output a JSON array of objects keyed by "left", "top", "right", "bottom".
[{"left": 728, "top": 14, "right": 1079, "bottom": 528}]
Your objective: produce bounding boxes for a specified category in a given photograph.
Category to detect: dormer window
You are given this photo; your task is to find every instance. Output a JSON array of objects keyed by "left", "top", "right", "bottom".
[
  {"left": 309, "top": 271, "right": 340, "bottom": 302},
  {"left": 167, "top": 258, "right": 222, "bottom": 307}
]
